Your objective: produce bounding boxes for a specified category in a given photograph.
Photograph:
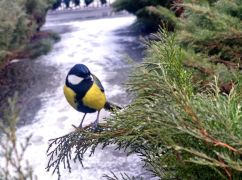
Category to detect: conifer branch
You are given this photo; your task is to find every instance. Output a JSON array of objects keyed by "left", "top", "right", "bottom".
[{"left": 46, "top": 123, "right": 134, "bottom": 179}]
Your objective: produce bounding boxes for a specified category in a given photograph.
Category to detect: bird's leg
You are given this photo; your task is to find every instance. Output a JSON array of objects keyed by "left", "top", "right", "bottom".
[
  {"left": 92, "top": 111, "right": 100, "bottom": 130},
  {"left": 78, "top": 113, "right": 86, "bottom": 128}
]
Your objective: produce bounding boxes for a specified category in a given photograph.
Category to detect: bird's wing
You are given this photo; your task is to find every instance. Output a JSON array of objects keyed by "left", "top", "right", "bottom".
[{"left": 91, "top": 73, "right": 105, "bottom": 92}]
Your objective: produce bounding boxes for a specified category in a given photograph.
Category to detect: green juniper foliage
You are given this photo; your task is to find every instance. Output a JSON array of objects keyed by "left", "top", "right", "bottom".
[
  {"left": 113, "top": 0, "right": 242, "bottom": 89},
  {"left": 46, "top": 31, "right": 242, "bottom": 179},
  {"left": 103, "top": 171, "right": 144, "bottom": 180},
  {"left": 176, "top": 0, "right": 242, "bottom": 88},
  {"left": 114, "top": 31, "right": 242, "bottom": 179}
]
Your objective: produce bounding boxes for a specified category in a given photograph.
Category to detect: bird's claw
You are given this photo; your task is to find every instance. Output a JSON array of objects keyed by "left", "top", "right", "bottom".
[{"left": 91, "top": 123, "right": 103, "bottom": 132}]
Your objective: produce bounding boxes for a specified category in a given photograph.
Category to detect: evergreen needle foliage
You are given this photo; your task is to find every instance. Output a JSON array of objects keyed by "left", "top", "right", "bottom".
[
  {"left": 46, "top": 31, "right": 242, "bottom": 179},
  {"left": 103, "top": 171, "right": 144, "bottom": 180},
  {"left": 113, "top": 0, "right": 242, "bottom": 89},
  {"left": 176, "top": 0, "right": 242, "bottom": 88},
  {"left": 0, "top": 95, "right": 35, "bottom": 180}
]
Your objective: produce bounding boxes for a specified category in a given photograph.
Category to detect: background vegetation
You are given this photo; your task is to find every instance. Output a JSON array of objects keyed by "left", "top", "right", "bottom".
[
  {"left": 52, "top": 0, "right": 108, "bottom": 9},
  {"left": 112, "top": 0, "right": 183, "bottom": 33},
  {"left": 0, "top": 0, "right": 58, "bottom": 70}
]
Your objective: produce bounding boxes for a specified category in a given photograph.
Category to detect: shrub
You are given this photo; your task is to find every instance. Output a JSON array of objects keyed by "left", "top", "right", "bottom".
[
  {"left": 0, "top": 95, "right": 34, "bottom": 179},
  {"left": 176, "top": 0, "right": 242, "bottom": 91},
  {"left": 112, "top": 0, "right": 182, "bottom": 33},
  {"left": 0, "top": 0, "right": 55, "bottom": 68}
]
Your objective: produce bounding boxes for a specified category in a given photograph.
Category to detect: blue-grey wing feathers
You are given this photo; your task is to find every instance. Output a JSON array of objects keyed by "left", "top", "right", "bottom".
[{"left": 91, "top": 73, "right": 105, "bottom": 92}]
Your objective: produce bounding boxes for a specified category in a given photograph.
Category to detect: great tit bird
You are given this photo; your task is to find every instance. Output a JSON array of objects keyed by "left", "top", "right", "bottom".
[{"left": 64, "top": 64, "right": 118, "bottom": 129}]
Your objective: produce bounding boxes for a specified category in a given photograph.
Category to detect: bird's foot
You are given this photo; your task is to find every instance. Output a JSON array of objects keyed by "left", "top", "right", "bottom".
[
  {"left": 91, "top": 123, "right": 103, "bottom": 132},
  {"left": 91, "top": 122, "right": 98, "bottom": 132}
]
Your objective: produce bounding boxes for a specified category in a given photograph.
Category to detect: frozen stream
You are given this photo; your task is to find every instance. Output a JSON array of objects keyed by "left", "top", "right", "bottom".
[{"left": 14, "top": 16, "right": 153, "bottom": 179}]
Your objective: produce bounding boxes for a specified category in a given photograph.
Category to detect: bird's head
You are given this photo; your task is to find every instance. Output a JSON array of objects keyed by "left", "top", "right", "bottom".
[{"left": 66, "top": 64, "right": 93, "bottom": 86}]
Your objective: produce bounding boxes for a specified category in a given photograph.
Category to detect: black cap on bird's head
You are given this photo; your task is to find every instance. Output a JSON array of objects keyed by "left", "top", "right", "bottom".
[
  {"left": 68, "top": 64, "right": 91, "bottom": 78},
  {"left": 66, "top": 64, "right": 93, "bottom": 87}
]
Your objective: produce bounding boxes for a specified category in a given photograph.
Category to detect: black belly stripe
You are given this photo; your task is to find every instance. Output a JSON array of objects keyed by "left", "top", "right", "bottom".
[
  {"left": 66, "top": 78, "right": 96, "bottom": 113},
  {"left": 77, "top": 102, "right": 96, "bottom": 113}
]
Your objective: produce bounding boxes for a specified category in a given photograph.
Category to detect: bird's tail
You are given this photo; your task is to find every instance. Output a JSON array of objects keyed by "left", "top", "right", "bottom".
[{"left": 104, "top": 101, "right": 122, "bottom": 112}]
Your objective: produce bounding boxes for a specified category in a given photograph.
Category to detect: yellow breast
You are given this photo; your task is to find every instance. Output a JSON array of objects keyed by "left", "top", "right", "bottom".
[
  {"left": 63, "top": 85, "right": 77, "bottom": 109},
  {"left": 82, "top": 83, "right": 106, "bottom": 110}
]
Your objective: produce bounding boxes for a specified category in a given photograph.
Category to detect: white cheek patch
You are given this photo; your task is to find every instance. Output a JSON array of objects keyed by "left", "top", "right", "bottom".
[{"left": 68, "top": 75, "right": 84, "bottom": 85}]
